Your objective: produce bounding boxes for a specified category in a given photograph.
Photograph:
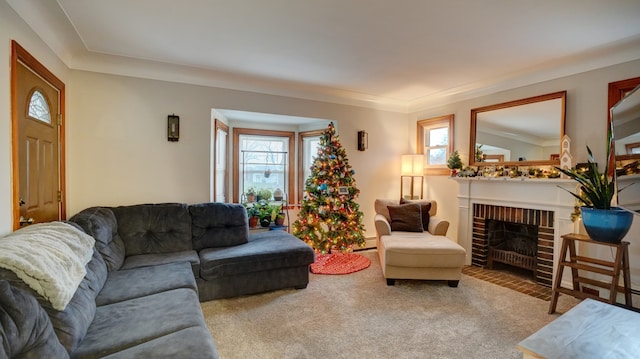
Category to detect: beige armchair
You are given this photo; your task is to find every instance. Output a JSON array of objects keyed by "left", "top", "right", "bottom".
[{"left": 374, "top": 199, "right": 466, "bottom": 287}]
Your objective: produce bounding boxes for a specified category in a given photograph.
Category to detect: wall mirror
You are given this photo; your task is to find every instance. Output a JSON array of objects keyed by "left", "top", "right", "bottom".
[
  {"left": 611, "top": 84, "right": 640, "bottom": 213},
  {"left": 469, "top": 91, "right": 566, "bottom": 167},
  {"left": 610, "top": 77, "right": 640, "bottom": 164},
  {"left": 612, "top": 85, "right": 640, "bottom": 163}
]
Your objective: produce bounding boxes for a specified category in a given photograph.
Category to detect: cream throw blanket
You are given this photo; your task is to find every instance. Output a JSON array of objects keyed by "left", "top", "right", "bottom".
[{"left": 0, "top": 222, "right": 95, "bottom": 311}]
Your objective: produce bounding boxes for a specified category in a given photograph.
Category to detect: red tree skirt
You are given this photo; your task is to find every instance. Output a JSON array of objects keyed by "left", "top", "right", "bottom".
[{"left": 310, "top": 253, "right": 371, "bottom": 275}]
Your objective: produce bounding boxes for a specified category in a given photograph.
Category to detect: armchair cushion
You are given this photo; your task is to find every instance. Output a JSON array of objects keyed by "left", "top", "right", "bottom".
[
  {"left": 374, "top": 199, "right": 398, "bottom": 223},
  {"left": 387, "top": 203, "right": 423, "bottom": 232},
  {"left": 400, "top": 199, "right": 431, "bottom": 231}
]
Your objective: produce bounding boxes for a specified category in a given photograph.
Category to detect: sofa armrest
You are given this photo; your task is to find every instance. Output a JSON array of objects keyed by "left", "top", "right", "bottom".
[
  {"left": 374, "top": 214, "right": 391, "bottom": 239},
  {"left": 428, "top": 216, "right": 450, "bottom": 236}
]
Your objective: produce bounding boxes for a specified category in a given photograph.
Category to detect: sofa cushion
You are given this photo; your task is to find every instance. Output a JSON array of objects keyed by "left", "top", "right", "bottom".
[
  {"left": 0, "top": 222, "right": 96, "bottom": 311},
  {"left": 387, "top": 203, "right": 424, "bottom": 232},
  {"left": 96, "top": 261, "right": 198, "bottom": 306},
  {"left": 199, "top": 231, "right": 315, "bottom": 280},
  {"left": 101, "top": 327, "right": 218, "bottom": 359},
  {"left": 112, "top": 203, "right": 193, "bottom": 256},
  {"left": 70, "top": 207, "right": 126, "bottom": 271},
  {"left": 400, "top": 199, "right": 432, "bottom": 231},
  {"left": 121, "top": 250, "right": 200, "bottom": 277},
  {"left": 189, "top": 202, "right": 249, "bottom": 250},
  {"left": 0, "top": 281, "right": 69, "bottom": 359},
  {"left": 0, "top": 248, "right": 108, "bottom": 354},
  {"left": 74, "top": 288, "right": 210, "bottom": 358}
]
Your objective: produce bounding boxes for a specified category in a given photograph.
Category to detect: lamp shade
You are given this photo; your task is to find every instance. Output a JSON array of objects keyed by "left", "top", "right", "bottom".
[{"left": 401, "top": 154, "right": 424, "bottom": 176}]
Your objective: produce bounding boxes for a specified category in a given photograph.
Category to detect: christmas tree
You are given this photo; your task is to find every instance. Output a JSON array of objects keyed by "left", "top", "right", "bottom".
[{"left": 293, "top": 122, "right": 366, "bottom": 253}]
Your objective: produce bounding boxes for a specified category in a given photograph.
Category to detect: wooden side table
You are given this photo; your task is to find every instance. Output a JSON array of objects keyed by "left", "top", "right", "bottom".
[{"left": 548, "top": 233, "right": 632, "bottom": 314}]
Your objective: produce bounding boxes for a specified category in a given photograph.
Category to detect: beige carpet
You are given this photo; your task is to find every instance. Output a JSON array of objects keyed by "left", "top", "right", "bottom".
[{"left": 201, "top": 250, "right": 579, "bottom": 359}]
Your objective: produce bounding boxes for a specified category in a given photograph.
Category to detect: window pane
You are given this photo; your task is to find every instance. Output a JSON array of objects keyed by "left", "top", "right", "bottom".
[
  {"left": 428, "top": 148, "right": 446, "bottom": 165},
  {"left": 214, "top": 128, "right": 227, "bottom": 202},
  {"left": 428, "top": 127, "right": 448, "bottom": 146},
  {"left": 303, "top": 136, "right": 321, "bottom": 185},
  {"left": 239, "top": 135, "right": 289, "bottom": 200},
  {"left": 28, "top": 90, "right": 51, "bottom": 123}
]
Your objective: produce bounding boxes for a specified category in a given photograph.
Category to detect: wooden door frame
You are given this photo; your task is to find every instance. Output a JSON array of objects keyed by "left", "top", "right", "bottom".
[{"left": 11, "top": 40, "right": 66, "bottom": 229}]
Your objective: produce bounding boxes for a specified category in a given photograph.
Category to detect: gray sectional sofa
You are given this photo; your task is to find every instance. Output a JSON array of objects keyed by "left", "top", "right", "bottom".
[{"left": 0, "top": 202, "right": 315, "bottom": 358}]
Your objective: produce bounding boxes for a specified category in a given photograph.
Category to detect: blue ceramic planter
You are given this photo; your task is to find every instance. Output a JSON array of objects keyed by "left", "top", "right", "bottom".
[{"left": 580, "top": 207, "right": 633, "bottom": 243}]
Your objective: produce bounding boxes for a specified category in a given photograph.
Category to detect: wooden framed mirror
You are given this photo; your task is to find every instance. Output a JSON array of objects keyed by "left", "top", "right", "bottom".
[
  {"left": 469, "top": 91, "right": 566, "bottom": 167},
  {"left": 609, "top": 77, "right": 640, "bottom": 164}
]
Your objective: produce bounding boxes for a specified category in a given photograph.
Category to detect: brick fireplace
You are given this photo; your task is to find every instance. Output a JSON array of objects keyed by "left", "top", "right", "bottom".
[
  {"left": 452, "top": 177, "right": 577, "bottom": 288},
  {"left": 472, "top": 203, "right": 555, "bottom": 287}
]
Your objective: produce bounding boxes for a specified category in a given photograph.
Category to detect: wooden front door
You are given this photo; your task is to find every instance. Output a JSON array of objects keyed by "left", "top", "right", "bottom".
[{"left": 11, "top": 41, "right": 66, "bottom": 229}]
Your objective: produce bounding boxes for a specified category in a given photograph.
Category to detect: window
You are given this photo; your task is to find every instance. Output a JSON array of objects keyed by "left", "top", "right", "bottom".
[
  {"left": 233, "top": 128, "right": 294, "bottom": 202},
  {"left": 27, "top": 89, "right": 51, "bottom": 123},
  {"left": 417, "top": 114, "right": 454, "bottom": 175},
  {"left": 298, "top": 130, "right": 323, "bottom": 203},
  {"left": 213, "top": 119, "right": 229, "bottom": 202},
  {"left": 626, "top": 142, "right": 640, "bottom": 155}
]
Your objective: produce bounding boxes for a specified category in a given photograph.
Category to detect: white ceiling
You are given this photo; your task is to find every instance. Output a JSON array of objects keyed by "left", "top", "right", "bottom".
[{"left": 8, "top": 0, "right": 640, "bottom": 112}]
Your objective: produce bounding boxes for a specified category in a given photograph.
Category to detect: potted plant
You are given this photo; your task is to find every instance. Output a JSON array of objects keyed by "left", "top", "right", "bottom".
[
  {"left": 273, "top": 188, "right": 284, "bottom": 201},
  {"left": 255, "top": 200, "right": 272, "bottom": 227},
  {"left": 245, "top": 187, "right": 256, "bottom": 203},
  {"left": 243, "top": 203, "right": 260, "bottom": 228},
  {"left": 257, "top": 188, "right": 272, "bottom": 202},
  {"left": 555, "top": 142, "right": 633, "bottom": 243},
  {"left": 447, "top": 150, "right": 463, "bottom": 176},
  {"left": 271, "top": 204, "right": 285, "bottom": 226}
]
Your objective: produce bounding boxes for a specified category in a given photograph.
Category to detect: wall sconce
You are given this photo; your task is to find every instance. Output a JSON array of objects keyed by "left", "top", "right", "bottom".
[
  {"left": 357, "top": 130, "right": 368, "bottom": 151},
  {"left": 400, "top": 154, "right": 424, "bottom": 200},
  {"left": 168, "top": 114, "right": 180, "bottom": 142}
]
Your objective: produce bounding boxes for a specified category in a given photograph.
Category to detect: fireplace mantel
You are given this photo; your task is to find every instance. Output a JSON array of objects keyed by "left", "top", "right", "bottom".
[{"left": 452, "top": 177, "right": 579, "bottom": 283}]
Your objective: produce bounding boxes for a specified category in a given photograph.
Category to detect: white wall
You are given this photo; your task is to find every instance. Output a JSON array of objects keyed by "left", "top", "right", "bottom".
[
  {"left": 68, "top": 70, "right": 408, "bottom": 238},
  {"left": 0, "top": 2, "right": 69, "bottom": 235}
]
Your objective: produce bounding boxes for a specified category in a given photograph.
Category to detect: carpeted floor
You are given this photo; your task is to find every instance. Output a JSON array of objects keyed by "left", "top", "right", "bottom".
[{"left": 201, "top": 250, "right": 579, "bottom": 359}]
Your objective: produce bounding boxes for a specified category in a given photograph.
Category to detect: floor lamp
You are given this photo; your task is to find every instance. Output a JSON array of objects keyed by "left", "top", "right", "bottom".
[{"left": 400, "top": 154, "right": 424, "bottom": 200}]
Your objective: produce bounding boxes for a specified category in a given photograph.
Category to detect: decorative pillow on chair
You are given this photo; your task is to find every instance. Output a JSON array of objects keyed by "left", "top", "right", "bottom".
[
  {"left": 387, "top": 203, "right": 423, "bottom": 232},
  {"left": 400, "top": 199, "right": 431, "bottom": 231}
]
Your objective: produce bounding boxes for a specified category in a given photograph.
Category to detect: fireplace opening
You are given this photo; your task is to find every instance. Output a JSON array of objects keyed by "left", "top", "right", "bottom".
[{"left": 486, "top": 219, "right": 538, "bottom": 279}]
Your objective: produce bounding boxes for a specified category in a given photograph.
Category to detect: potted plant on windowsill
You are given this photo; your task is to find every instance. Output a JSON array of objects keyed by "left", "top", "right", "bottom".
[
  {"left": 257, "top": 188, "right": 272, "bottom": 202},
  {"left": 254, "top": 200, "right": 272, "bottom": 227},
  {"left": 243, "top": 203, "right": 260, "bottom": 228},
  {"left": 555, "top": 141, "right": 633, "bottom": 243},
  {"left": 245, "top": 187, "right": 256, "bottom": 203},
  {"left": 271, "top": 204, "right": 285, "bottom": 226}
]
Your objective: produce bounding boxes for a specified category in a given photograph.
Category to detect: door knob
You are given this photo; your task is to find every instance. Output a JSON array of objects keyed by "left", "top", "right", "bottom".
[
  {"left": 19, "top": 197, "right": 25, "bottom": 206},
  {"left": 19, "top": 216, "right": 34, "bottom": 226}
]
